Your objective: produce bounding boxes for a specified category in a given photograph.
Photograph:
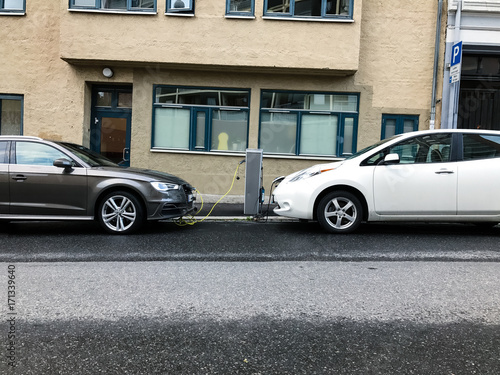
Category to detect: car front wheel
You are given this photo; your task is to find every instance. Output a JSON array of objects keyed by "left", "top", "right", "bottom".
[
  {"left": 317, "top": 191, "right": 363, "bottom": 234},
  {"left": 98, "top": 191, "right": 144, "bottom": 234}
]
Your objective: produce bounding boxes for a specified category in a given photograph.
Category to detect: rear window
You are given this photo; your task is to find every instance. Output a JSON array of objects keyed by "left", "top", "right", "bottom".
[{"left": 463, "top": 134, "right": 500, "bottom": 160}]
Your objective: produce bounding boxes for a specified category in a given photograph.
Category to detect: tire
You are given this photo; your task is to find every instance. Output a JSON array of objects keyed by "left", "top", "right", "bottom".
[
  {"left": 317, "top": 191, "right": 363, "bottom": 234},
  {"left": 97, "top": 191, "right": 144, "bottom": 234}
]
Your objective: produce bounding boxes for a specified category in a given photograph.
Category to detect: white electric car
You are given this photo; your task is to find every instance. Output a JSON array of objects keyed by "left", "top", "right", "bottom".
[{"left": 272, "top": 129, "right": 500, "bottom": 233}]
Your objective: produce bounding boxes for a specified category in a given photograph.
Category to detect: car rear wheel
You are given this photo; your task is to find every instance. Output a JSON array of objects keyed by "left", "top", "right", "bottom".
[
  {"left": 98, "top": 191, "right": 144, "bottom": 234},
  {"left": 317, "top": 191, "right": 362, "bottom": 234}
]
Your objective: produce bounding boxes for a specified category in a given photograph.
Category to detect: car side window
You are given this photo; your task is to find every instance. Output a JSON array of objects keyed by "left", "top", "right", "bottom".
[
  {"left": 15, "top": 142, "right": 68, "bottom": 166},
  {"left": 462, "top": 134, "right": 500, "bottom": 161},
  {"left": 0, "top": 141, "right": 8, "bottom": 163},
  {"left": 364, "top": 133, "right": 452, "bottom": 165}
]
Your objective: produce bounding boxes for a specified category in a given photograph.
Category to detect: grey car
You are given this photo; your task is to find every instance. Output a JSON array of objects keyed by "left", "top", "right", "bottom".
[{"left": 0, "top": 136, "right": 195, "bottom": 234}]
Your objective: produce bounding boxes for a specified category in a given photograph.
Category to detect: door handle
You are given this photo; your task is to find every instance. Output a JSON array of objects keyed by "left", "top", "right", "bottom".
[
  {"left": 435, "top": 169, "right": 454, "bottom": 174},
  {"left": 123, "top": 148, "right": 130, "bottom": 162},
  {"left": 12, "top": 174, "right": 27, "bottom": 181}
]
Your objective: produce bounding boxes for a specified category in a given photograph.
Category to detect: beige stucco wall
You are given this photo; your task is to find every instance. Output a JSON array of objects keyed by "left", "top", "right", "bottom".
[
  {"left": 0, "top": 0, "right": 445, "bottom": 198},
  {"left": 60, "top": 0, "right": 362, "bottom": 75}
]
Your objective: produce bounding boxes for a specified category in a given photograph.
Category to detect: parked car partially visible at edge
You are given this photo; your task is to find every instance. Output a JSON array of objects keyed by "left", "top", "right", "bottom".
[
  {"left": 0, "top": 136, "right": 195, "bottom": 234},
  {"left": 272, "top": 129, "right": 500, "bottom": 233}
]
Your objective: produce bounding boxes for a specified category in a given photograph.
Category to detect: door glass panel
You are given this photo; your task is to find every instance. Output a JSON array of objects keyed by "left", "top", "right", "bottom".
[
  {"left": 118, "top": 92, "right": 132, "bottom": 108},
  {"left": 463, "top": 134, "right": 500, "bottom": 160},
  {"left": 387, "top": 133, "right": 452, "bottom": 164},
  {"left": 0, "top": 141, "right": 8, "bottom": 163},
  {"left": 96, "top": 91, "right": 113, "bottom": 107},
  {"left": 15, "top": 142, "right": 67, "bottom": 166},
  {"left": 195, "top": 112, "right": 206, "bottom": 150},
  {"left": 100, "top": 117, "right": 127, "bottom": 163}
]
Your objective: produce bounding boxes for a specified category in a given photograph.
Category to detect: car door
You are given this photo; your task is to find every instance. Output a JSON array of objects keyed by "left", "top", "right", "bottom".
[
  {"left": 457, "top": 133, "right": 500, "bottom": 215},
  {"left": 0, "top": 141, "right": 9, "bottom": 214},
  {"left": 9, "top": 141, "right": 88, "bottom": 216},
  {"left": 372, "top": 133, "right": 458, "bottom": 216}
]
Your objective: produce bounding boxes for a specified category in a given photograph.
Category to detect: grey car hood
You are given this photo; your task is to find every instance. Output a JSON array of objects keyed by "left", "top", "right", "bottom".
[{"left": 91, "top": 166, "right": 192, "bottom": 187}]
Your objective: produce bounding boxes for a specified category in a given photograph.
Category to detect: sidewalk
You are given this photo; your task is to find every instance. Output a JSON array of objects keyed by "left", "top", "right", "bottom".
[{"left": 191, "top": 202, "right": 294, "bottom": 222}]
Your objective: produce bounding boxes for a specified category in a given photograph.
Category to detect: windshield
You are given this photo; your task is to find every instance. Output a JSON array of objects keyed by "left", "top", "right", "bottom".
[
  {"left": 344, "top": 135, "right": 402, "bottom": 160},
  {"left": 57, "top": 142, "right": 118, "bottom": 167}
]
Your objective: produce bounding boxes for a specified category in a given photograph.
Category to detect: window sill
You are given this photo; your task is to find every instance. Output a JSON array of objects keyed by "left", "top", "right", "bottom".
[
  {"left": 151, "top": 148, "right": 245, "bottom": 156},
  {"left": 262, "top": 16, "right": 353, "bottom": 23},
  {"left": 0, "top": 11, "right": 25, "bottom": 16},
  {"left": 165, "top": 12, "right": 195, "bottom": 17},
  {"left": 225, "top": 14, "right": 256, "bottom": 19},
  {"left": 68, "top": 9, "right": 157, "bottom": 15},
  {"left": 151, "top": 148, "right": 345, "bottom": 161},
  {"left": 263, "top": 153, "right": 345, "bottom": 161}
]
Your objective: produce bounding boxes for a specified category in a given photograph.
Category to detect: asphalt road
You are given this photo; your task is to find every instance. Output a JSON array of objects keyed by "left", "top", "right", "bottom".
[
  {"left": 1, "top": 220, "right": 500, "bottom": 374},
  {"left": 1, "top": 220, "right": 500, "bottom": 262}
]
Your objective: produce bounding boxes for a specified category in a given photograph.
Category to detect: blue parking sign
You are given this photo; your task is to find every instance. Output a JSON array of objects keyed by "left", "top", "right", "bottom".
[{"left": 451, "top": 41, "right": 462, "bottom": 67}]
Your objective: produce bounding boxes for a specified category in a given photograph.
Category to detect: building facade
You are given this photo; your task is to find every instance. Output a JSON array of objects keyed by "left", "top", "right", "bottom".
[
  {"left": 1, "top": 0, "right": 443, "bottom": 198},
  {"left": 442, "top": 0, "right": 500, "bottom": 130}
]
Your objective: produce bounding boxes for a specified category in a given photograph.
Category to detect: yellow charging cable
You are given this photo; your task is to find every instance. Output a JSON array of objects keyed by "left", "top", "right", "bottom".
[{"left": 175, "top": 162, "right": 242, "bottom": 226}]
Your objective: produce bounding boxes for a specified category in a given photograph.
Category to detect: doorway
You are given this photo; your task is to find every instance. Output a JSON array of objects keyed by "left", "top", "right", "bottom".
[{"left": 90, "top": 86, "right": 132, "bottom": 166}]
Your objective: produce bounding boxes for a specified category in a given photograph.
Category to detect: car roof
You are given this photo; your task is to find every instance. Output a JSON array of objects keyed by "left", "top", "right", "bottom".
[
  {"left": 0, "top": 135, "right": 42, "bottom": 140},
  {"left": 400, "top": 129, "right": 500, "bottom": 136}
]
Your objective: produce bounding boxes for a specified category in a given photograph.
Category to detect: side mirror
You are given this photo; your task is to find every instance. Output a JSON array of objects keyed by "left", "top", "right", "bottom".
[
  {"left": 53, "top": 158, "right": 74, "bottom": 170},
  {"left": 382, "top": 153, "right": 400, "bottom": 165}
]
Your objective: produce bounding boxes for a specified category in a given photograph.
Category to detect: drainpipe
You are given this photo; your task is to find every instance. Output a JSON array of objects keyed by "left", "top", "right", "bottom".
[{"left": 430, "top": 0, "right": 443, "bottom": 130}]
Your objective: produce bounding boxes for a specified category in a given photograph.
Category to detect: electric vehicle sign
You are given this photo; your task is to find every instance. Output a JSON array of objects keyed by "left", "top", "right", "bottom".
[{"left": 450, "top": 41, "right": 462, "bottom": 83}]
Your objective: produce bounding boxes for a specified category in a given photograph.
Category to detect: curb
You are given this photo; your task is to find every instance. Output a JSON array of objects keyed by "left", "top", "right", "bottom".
[{"left": 192, "top": 216, "right": 299, "bottom": 222}]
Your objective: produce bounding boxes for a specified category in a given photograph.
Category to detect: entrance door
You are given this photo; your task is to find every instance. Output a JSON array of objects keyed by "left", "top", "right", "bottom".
[{"left": 91, "top": 86, "right": 132, "bottom": 166}]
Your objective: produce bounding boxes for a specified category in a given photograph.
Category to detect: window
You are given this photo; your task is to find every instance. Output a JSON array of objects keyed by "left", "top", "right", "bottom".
[
  {"left": 0, "top": 142, "right": 8, "bottom": 163},
  {"left": 15, "top": 142, "right": 68, "bottom": 166},
  {"left": 259, "top": 90, "right": 358, "bottom": 157},
  {"left": 463, "top": 134, "right": 500, "bottom": 160},
  {"left": 69, "top": 0, "right": 155, "bottom": 12},
  {"left": 264, "top": 0, "right": 351, "bottom": 19},
  {"left": 364, "top": 133, "right": 453, "bottom": 166},
  {"left": 0, "top": 95, "right": 23, "bottom": 135},
  {"left": 153, "top": 86, "right": 250, "bottom": 152},
  {"left": 226, "top": 0, "right": 254, "bottom": 16},
  {"left": 0, "top": 0, "right": 25, "bottom": 13},
  {"left": 381, "top": 114, "right": 418, "bottom": 139},
  {"left": 166, "top": 0, "right": 193, "bottom": 14}
]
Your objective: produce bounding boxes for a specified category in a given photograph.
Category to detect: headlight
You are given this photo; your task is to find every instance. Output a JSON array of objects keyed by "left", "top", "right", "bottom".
[
  {"left": 289, "top": 164, "right": 337, "bottom": 182},
  {"left": 151, "top": 182, "right": 180, "bottom": 192}
]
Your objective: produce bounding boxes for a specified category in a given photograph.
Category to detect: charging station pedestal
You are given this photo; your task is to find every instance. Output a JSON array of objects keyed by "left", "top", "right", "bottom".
[{"left": 244, "top": 149, "right": 263, "bottom": 216}]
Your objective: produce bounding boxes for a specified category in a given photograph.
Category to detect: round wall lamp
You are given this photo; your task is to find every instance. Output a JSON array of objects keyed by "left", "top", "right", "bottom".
[{"left": 102, "top": 67, "right": 114, "bottom": 78}]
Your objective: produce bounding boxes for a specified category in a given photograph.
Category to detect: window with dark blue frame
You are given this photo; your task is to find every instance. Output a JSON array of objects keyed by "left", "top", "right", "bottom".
[
  {"left": 259, "top": 90, "right": 358, "bottom": 157},
  {"left": 69, "top": 0, "right": 155, "bottom": 12},
  {"left": 381, "top": 114, "right": 419, "bottom": 140},
  {"left": 152, "top": 86, "right": 250, "bottom": 152},
  {"left": 226, "top": 0, "right": 254, "bottom": 17},
  {"left": 0, "top": 95, "right": 23, "bottom": 135},
  {"left": 1, "top": 0, "right": 25, "bottom": 13},
  {"left": 264, "top": 0, "right": 352, "bottom": 19}
]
